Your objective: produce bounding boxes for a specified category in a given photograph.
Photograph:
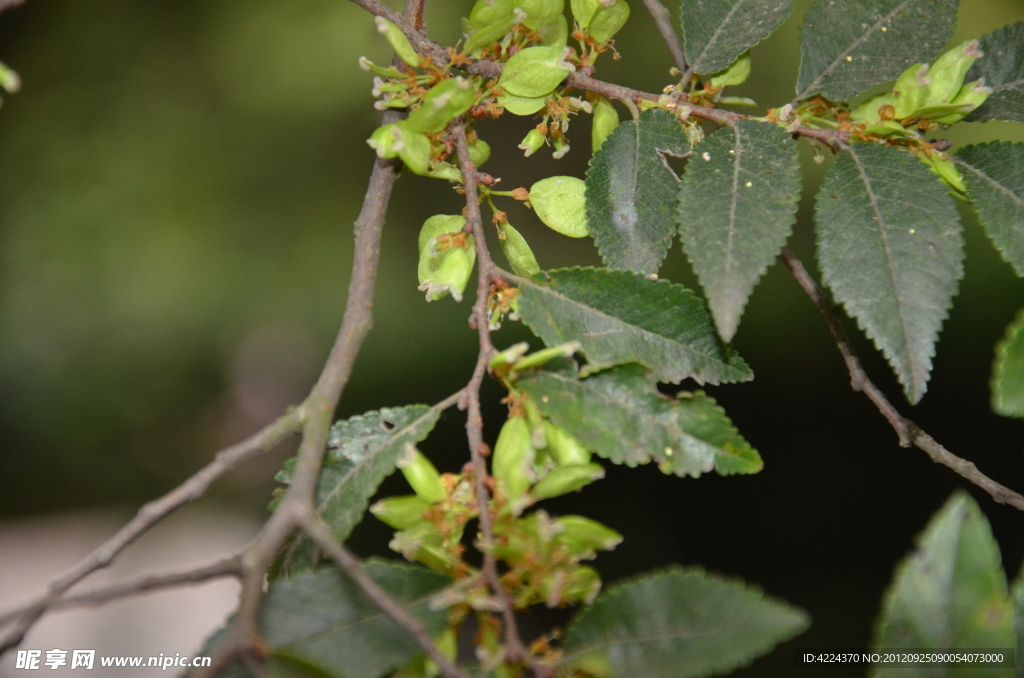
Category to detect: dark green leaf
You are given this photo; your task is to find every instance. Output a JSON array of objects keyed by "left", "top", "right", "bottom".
[
  {"left": 518, "top": 363, "right": 762, "bottom": 477},
  {"left": 815, "top": 144, "right": 963, "bottom": 404},
  {"left": 586, "top": 109, "right": 689, "bottom": 275},
  {"left": 680, "top": 0, "right": 796, "bottom": 75},
  {"left": 955, "top": 142, "right": 1024, "bottom": 275},
  {"left": 518, "top": 267, "right": 752, "bottom": 384},
  {"left": 202, "top": 561, "right": 450, "bottom": 678},
  {"left": 275, "top": 405, "right": 443, "bottom": 574},
  {"left": 871, "top": 492, "right": 1014, "bottom": 677},
  {"left": 796, "top": 0, "right": 958, "bottom": 101},
  {"left": 965, "top": 22, "right": 1024, "bottom": 122},
  {"left": 677, "top": 120, "right": 800, "bottom": 341},
  {"left": 991, "top": 309, "right": 1024, "bottom": 418},
  {"left": 560, "top": 566, "right": 809, "bottom": 677}
]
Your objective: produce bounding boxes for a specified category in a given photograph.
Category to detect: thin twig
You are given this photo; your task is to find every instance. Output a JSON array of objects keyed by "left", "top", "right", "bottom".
[
  {"left": 199, "top": 2, "right": 429, "bottom": 673},
  {"left": 0, "top": 410, "right": 302, "bottom": 655},
  {"left": 640, "top": 0, "right": 686, "bottom": 73},
  {"left": 0, "top": 556, "right": 242, "bottom": 627},
  {"left": 780, "top": 248, "right": 1024, "bottom": 512},
  {"left": 301, "top": 515, "right": 472, "bottom": 678},
  {"left": 451, "top": 122, "right": 546, "bottom": 676}
]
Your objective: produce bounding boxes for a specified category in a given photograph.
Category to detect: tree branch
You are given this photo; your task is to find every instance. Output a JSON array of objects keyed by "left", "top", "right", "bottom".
[
  {"left": 451, "top": 122, "right": 546, "bottom": 676},
  {"left": 780, "top": 248, "right": 1024, "bottom": 512},
  {"left": 0, "top": 556, "right": 242, "bottom": 628},
  {"left": 0, "top": 410, "right": 302, "bottom": 655},
  {"left": 347, "top": 0, "right": 851, "bottom": 150},
  {"left": 640, "top": 0, "right": 686, "bottom": 73},
  {"left": 301, "top": 515, "right": 471, "bottom": 678}
]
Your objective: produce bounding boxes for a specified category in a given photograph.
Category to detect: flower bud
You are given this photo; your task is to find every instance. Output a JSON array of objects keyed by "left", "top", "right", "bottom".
[
  {"left": 489, "top": 342, "right": 531, "bottom": 371},
  {"left": 588, "top": 0, "right": 630, "bottom": 44},
  {"left": 498, "top": 223, "right": 542, "bottom": 277},
  {"left": 418, "top": 216, "right": 476, "bottom": 302},
  {"left": 515, "top": 0, "right": 565, "bottom": 29},
  {"left": 367, "top": 123, "right": 402, "bottom": 158},
  {"left": 531, "top": 462, "right": 604, "bottom": 499},
  {"left": 922, "top": 153, "right": 966, "bottom": 195},
  {"left": 571, "top": 0, "right": 601, "bottom": 28},
  {"left": 933, "top": 79, "right": 992, "bottom": 124},
  {"left": 707, "top": 51, "right": 751, "bottom": 89},
  {"left": 498, "top": 45, "right": 574, "bottom": 99},
  {"left": 923, "top": 39, "right": 983, "bottom": 107},
  {"left": 543, "top": 421, "right": 591, "bottom": 465},
  {"left": 469, "top": 0, "right": 514, "bottom": 29},
  {"left": 529, "top": 176, "right": 589, "bottom": 237},
  {"left": 519, "top": 128, "right": 547, "bottom": 156},
  {"left": 394, "top": 122, "right": 433, "bottom": 175},
  {"left": 492, "top": 416, "right": 536, "bottom": 501},
  {"left": 404, "top": 78, "right": 477, "bottom": 134},
  {"left": 555, "top": 515, "right": 623, "bottom": 552},
  {"left": 465, "top": 11, "right": 523, "bottom": 53},
  {"left": 397, "top": 444, "right": 448, "bottom": 503},
  {"left": 558, "top": 565, "right": 602, "bottom": 605},
  {"left": 469, "top": 138, "right": 491, "bottom": 167},
  {"left": 358, "top": 56, "right": 406, "bottom": 78},
  {"left": 892, "top": 63, "right": 931, "bottom": 119},
  {"left": 591, "top": 95, "right": 619, "bottom": 153},
  {"left": 514, "top": 342, "right": 580, "bottom": 370},
  {"left": 551, "top": 135, "right": 570, "bottom": 159},
  {"left": 370, "top": 494, "right": 434, "bottom": 529},
  {"left": 537, "top": 14, "right": 569, "bottom": 48},
  {"left": 375, "top": 16, "right": 422, "bottom": 68},
  {"left": 850, "top": 92, "right": 897, "bottom": 124}
]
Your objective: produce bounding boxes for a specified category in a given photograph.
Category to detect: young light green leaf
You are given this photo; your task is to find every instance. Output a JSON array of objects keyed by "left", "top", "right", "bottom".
[
  {"left": 499, "top": 222, "right": 542, "bottom": 276},
  {"left": 274, "top": 404, "right": 444, "bottom": 574},
  {"left": 955, "top": 142, "right": 1024, "bottom": 276},
  {"left": 991, "top": 309, "right": 1024, "bottom": 418},
  {"left": 815, "top": 143, "right": 963, "bottom": 404},
  {"left": 518, "top": 363, "right": 762, "bottom": 476},
  {"left": 680, "top": 0, "right": 795, "bottom": 76},
  {"left": 870, "top": 491, "right": 1014, "bottom": 677},
  {"left": 530, "top": 176, "right": 589, "bottom": 237},
  {"left": 586, "top": 109, "right": 689, "bottom": 274},
  {"left": 560, "top": 566, "right": 809, "bottom": 677},
  {"left": 796, "top": 0, "right": 958, "bottom": 102},
  {"left": 497, "top": 45, "right": 573, "bottom": 98},
  {"left": 205, "top": 561, "right": 451, "bottom": 678},
  {"left": 965, "top": 22, "right": 1024, "bottom": 123},
  {"left": 677, "top": 120, "right": 800, "bottom": 342},
  {"left": 518, "top": 267, "right": 752, "bottom": 384}
]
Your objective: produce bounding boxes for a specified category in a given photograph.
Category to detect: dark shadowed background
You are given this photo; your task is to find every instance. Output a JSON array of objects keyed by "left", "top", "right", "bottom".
[{"left": 1, "top": 0, "right": 1024, "bottom": 675}]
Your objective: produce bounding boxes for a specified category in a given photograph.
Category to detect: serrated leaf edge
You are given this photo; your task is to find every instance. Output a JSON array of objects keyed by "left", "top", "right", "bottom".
[
  {"left": 991, "top": 307, "right": 1024, "bottom": 418},
  {"left": 683, "top": 0, "right": 795, "bottom": 75},
  {"left": 520, "top": 266, "right": 752, "bottom": 384},
  {"left": 954, "top": 141, "right": 1024, "bottom": 277},
  {"left": 559, "top": 564, "right": 810, "bottom": 668}
]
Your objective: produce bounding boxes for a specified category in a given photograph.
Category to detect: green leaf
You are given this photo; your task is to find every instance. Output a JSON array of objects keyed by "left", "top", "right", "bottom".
[
  {"left": 796, "top": 0, "right": 958, "bottom": 101},
  {"left": 955, "top": 142, "right": 1024, "bottom": 276},
  {"left": 498, "top": 45, "right": 573, "bottom": 98},
  {"left": 274, "top": 405, "right": 443, "bottom": 574},
  {"left": 815, "top": 143, "right": 963, "bottom": 404},
  {"left": 586, "top": 109, "right": 690, "bottom": 275},
  {"left": 965, "top": 22, "right": 1024, "bottom": 123},
  {"left": 518, "top": 267, "right": 753, "bottom": 384},
  {"left": 204, "top": 561, "right": 451, "bottom": 678},
  {"left": 870, "top": 491, "right": 1014, "bottom": 678},
  {"left": 518, "top": 363, "right": 762, "bottom": 477},
  {"left": 680, "top": 0, "right": 795, "bottom": 76},
  {"left": 991, "top": 309, "right": 1024, "bottom": 418},
  {"left": 677, "top": 120, "right": 801, "bottom": 342},
  {"left": 560, "top": 566, "right": 809, "bottom": 677}
]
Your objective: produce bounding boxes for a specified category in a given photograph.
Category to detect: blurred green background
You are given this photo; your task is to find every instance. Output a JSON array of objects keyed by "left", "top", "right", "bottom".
[{"left": 1, "top": 0, "right": 1024, "bottom": 674}]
